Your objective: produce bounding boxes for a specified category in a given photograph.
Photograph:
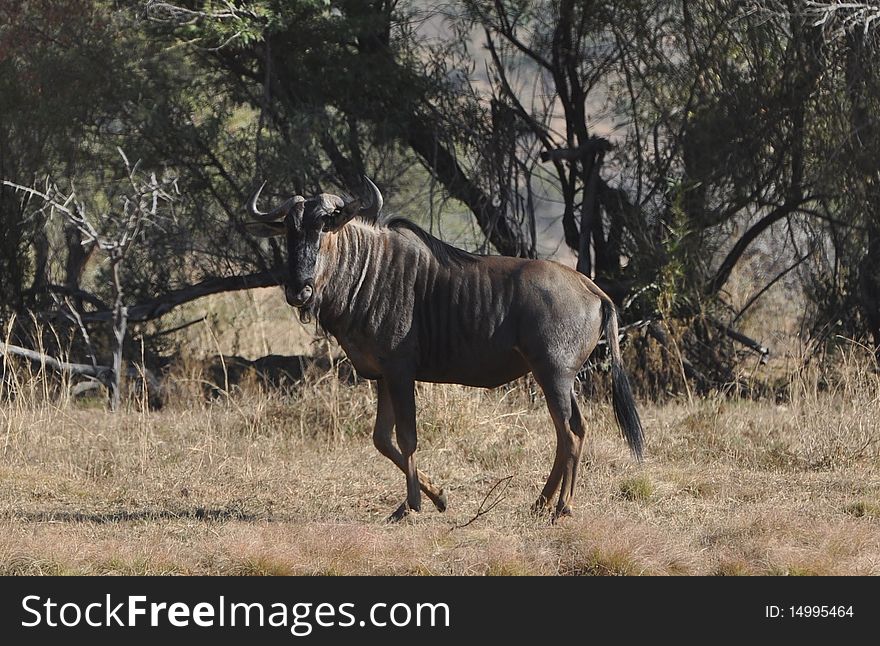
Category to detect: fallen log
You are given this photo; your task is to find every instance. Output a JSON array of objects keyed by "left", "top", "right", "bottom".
[
  {"left": 1, "top": 342, "right": 113, "bottom": 386},
  {"left": 0, "top": 342, "right": 163, "bottom": 407}
]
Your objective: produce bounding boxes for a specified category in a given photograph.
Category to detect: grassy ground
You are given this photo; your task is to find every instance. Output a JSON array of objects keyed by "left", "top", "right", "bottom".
[{"left": 1, "top": 349, "right": 879, "bottom": 576}]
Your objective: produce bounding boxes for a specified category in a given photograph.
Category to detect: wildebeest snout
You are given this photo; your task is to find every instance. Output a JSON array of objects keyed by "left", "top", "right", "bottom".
[{"left": 285, "top": 283, "right": 314, "bottom": 308}]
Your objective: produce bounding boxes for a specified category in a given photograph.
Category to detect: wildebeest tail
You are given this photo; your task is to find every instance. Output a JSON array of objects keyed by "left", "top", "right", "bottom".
[{"left": 602, "top": 300, "right": 645, "bottom": 461}]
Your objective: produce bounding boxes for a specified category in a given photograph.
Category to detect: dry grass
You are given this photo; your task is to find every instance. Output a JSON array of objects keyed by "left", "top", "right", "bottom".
[
  {"left": 1, "top": 345, "right": 880, "bottom": 575},
  {"left": 172, "top": 287, "right": 325, "bottom": 359}
]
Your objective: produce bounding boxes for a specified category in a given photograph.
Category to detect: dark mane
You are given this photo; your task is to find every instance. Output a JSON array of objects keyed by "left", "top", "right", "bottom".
[{"left": 381, "top": 217, "right": 480, "bottom": 267}]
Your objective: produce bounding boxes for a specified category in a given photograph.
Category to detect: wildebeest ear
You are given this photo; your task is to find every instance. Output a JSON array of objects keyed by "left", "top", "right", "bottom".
[
  {"left": 245, "top": 221, "right": 287, "bottom": 238},
  {"left": 321, "top": 199, "right": 361, "bottom": 232}
]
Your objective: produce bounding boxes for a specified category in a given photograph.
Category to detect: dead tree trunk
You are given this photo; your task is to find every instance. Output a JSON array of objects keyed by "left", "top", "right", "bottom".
[
  {"left": 109, "top": 257, "right": 127, "bottom": 411},
  {"left": 576, "top": 146, "right": 607, "bottom": 278}
]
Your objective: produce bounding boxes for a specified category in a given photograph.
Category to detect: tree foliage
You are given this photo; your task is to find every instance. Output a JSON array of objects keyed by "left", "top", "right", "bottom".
[{"left": 2, "top": 0, "right": 880, "bottom": 394}]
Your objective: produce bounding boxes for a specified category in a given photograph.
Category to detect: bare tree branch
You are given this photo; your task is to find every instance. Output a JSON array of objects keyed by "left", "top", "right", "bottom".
[
  {"left": 69, "top": 269, "right": 281, "bottom": 324},
  {"left": 704, "top": 199, "right": 811, "bottom": 298},
  {"left": 453, "top": 475, "right": 514, "bottom": 529},
  {"left": 5, "top": 150, "right": 177, "bottom": 409},
  {"left": 806, "top": 1, "right": 880, "bottom": 38},
  {"left": 144, "top": 1, "right": 259, "bottom": 25}
]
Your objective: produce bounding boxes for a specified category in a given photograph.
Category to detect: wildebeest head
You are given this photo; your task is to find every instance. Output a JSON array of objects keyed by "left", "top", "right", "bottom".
[{"left": 246, "top": 177, "right": 383, "bottom": 309}]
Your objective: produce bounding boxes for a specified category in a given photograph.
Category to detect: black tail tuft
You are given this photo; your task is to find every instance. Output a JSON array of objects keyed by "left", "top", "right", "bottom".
[
  {"left": 602, "top": 299, "right": 645, "bottom": 461},
  {"left": 611, "top": 363, "right": 645, "bottom": 461}
]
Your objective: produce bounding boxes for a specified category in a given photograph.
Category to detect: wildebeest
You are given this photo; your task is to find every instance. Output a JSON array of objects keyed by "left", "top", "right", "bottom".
[{"left": 246, "top": 178, "right": 644, "bottom": 521}]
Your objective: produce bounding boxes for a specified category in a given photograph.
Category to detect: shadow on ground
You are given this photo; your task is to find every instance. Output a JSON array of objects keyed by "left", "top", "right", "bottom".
[{"left": 3, "top": 506, "right": 259, "bottom": 524}]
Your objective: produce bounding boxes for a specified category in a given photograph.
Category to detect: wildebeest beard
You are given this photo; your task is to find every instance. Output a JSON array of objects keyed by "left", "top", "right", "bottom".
[{"left": 296, "top": 295, "right": 318, "bottom": 325}]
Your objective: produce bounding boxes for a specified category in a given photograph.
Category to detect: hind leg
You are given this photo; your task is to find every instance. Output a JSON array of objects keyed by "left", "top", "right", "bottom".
[
  {"left": 554, "top": 392, "right": 586, "bottom": 517},
  {"left": 531, "top": 371, "right": 582, "bottom": 518},
  {"left": 533, "top": 424, "right": 568, "bottom": 515},
  {"left": 532, "top": 410, "right": 567, "bottom": 514}
]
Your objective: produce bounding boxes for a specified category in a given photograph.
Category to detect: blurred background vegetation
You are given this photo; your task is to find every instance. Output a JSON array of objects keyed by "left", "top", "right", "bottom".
[{"left": 1, "top": 0, "right": 879, "bottom": 401}]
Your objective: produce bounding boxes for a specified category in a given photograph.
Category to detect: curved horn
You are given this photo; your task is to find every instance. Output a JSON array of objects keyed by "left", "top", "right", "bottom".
[
  {"left": 247, "top": 182, "right": 301, "bottom": 221},
  {"left": 358, "top": 176, "right": 384, "bottom": 220}
]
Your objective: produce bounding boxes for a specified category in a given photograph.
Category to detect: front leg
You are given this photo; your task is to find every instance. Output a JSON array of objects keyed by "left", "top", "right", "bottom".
[
  {"left": 372, "top": 379, "right": 448, "bottom": 514},
  {"left": 384, "top": 373, "right": 421, "bottom": 520}
]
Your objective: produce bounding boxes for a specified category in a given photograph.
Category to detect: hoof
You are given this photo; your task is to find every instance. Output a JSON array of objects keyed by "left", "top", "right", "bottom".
[
  {"left": 433, "top": 489, "right": 448, "bottom": 513},
  {"left": 386, "top": 501, "right": 419, "bottom": 523},
  {"left": 532, "top": 496, "right": 551, "bottom": 516},
  {"left": 551, "top": 505, "right": 572, "bottom": 524}
]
